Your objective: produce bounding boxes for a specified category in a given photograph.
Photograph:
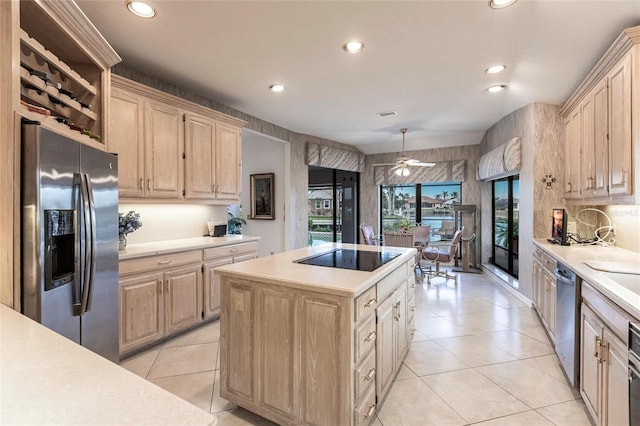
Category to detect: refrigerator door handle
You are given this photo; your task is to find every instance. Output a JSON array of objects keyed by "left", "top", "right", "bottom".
[
  {"left": 84, "top": 173, "right": 97, "bottom": 313},
  {"left": 72, "top": 173, "right": 83, "bottom": 316},
  {"left": 79, "top": 174, "right": 94, "bottom": 315}
]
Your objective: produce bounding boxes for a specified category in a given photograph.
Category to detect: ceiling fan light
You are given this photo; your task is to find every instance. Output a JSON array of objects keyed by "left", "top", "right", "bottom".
[
  {"left": 402, "top": 167, "right": 410, "bottom": 177},
  {"left": 394, "top": 167, "right": 403, "bottom": 176}
]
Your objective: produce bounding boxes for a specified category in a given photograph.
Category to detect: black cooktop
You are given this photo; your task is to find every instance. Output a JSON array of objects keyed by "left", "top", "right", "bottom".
[{"left": 294, "top": 249, "right": 400, "bottom": 272}]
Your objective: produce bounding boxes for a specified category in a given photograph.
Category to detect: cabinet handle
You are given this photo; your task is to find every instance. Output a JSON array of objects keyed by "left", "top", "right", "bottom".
[
  {"left": 147, "top": 179, "right": 151, "bottom": 191},
  {"left": 364, "top": 298, "right": 376, "bottom": 308},
  {"left": 230, "top": 248, "right": 239, "bottom": 253},
  {"left": 410, "top": 328, "right": 416, "bottom": 336},
  {"left": 621, "top": 168, "right": 628, "bottom": 184},
  {"left": 157, "top": 260, "right": 172, "bottom": 265},
  {"left": 364, "top": 367, "right": 376, "bottom": 381},
  {"left": 411, "top": 283, "right": 416, "bottom": 289},
  {"left": 600, "top": 340, "right": 609, "bottom": 364},
  {"left": 364, "top": 331, "right": 376, "bottom": 342},
  {"left": 139, "top": 178, "right": 143, "bottom": 190},
  {"left": 158, "top": 281, "right": 162, "bottom": 294},
  {"left": 410, "top": 306, "right": 416, "bottom": 312},
  {"left": 595, "top": 336, "right": 602, "bottom": 361},
  {"left": 364, "top": 404, "right": 376, "bottom": 420}
]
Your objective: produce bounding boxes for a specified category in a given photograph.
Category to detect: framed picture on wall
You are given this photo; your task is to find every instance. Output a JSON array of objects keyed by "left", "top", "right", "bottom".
[{"left": 250, "top": 173, "right": 275, "bottom": 220}]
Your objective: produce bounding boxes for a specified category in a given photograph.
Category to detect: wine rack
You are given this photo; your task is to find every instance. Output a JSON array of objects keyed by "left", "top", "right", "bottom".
[{"left": 19, "top": 29, "right": 102, "bottom": 143}]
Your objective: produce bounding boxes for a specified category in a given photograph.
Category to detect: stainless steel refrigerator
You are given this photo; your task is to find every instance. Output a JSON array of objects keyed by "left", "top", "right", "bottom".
[{"left": 21, "top": 123, "right": 119, "bottom": 363}]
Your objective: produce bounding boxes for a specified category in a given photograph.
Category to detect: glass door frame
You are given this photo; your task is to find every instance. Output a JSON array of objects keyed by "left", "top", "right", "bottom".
[{"left": 491, "top": 175, "right": 519, "bottom": 278}]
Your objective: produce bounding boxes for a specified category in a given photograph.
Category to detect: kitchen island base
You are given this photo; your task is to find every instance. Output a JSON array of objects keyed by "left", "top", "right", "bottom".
[{"left": 217, "top": 244, "right": 416, "bottom": 426}]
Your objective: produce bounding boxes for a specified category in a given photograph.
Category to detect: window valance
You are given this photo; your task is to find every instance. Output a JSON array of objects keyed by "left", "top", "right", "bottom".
[
  {"left": 374, "top": 160, "right": 466, "bottom": 185},
  {"left": 476, "top": 137, "right": 521, "bottom": 181},
  {"left": 306, "top": 143, "right": 365, "bottom": 173}
]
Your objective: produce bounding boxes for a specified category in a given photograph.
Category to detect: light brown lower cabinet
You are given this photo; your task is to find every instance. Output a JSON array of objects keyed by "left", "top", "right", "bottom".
[
  {"left": 119, "top": 241, "right": 258, "bottom": 356},
  {"left": 580, "top": 282, "right": 631, "bottom": 426},
  {"left": 532, "top": 245, "right": 556, "bottom": 343},
  {"left": 219, "top": 258, "right": 414, "bottom": 426}
]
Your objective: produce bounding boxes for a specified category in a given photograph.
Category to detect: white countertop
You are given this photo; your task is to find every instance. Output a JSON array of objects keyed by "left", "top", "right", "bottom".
[
  {"left": 214, "top": 243, "right": 416, "bottom": 298},
  {"left": 119, "top": 235, "right": 261, "bottom": 260},
  {"left": 533, "top": 239, "right": 640, "bottom": 320},
  {"left": 0, "top": 304, "right": 214, "bottom": 426}
]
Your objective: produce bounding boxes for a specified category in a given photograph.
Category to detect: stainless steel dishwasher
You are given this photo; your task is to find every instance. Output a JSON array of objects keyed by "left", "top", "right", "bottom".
[{"left": 555, "top": 262, "right": 582, "bottom": 387}]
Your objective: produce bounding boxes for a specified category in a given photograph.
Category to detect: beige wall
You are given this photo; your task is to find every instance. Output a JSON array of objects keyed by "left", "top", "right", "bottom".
[{"left": 479, "top": 103, "right": 565, "bottom": 300}]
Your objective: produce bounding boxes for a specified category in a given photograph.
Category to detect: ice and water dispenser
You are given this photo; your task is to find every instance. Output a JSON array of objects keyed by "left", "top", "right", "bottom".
[{"left": 44, "top": 209, "right": 75, "bottom": 291}]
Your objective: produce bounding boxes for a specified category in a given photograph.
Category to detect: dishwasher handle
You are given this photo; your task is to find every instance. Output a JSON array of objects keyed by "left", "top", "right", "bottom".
[{"left": 554, "top": 270, "right": 576, "bottom": 285}]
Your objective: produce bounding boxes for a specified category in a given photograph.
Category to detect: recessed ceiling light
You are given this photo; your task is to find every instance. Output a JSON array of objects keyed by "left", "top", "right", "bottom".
[
  {"left": 485, "top": 65, "right": 507, "bottom": 74},
  {"left": 126, "top": 1, "right": 156, "bottom": 18},
  {"left": 343, "top": 41, "right": 365, "bottom": 54},
  {"left": 488, "top": 84, "right": 507, "bottom": 93},
  {"left": 269, "top": 84, "right": 285, "bottom": 93},
  {"left": 489, "top": 0, "right": 518, "bottom": 9}
]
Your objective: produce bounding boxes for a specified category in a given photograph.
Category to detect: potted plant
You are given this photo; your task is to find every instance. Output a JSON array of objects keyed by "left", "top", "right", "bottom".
[
  {"left": 227, "top": 211, "right": 246, "bottom": 235},
  {"left": 118, "top": 210, "right": 142, "bottom": 250}
]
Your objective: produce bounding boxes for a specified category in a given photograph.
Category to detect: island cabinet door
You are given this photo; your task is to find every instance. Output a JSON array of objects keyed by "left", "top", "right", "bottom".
[
  {"left": 256, "top": 287, "right": 297, "bottom": 419},
  {"left": 299, "top": 293, "right": 350, "bottom": 426},
  {"left": 394, "top": 285, "right": 408, "bottom": 364},
  {"left": 203, "top": 257, "right": 233, "bottom": 319},
  {"left": 221, "top": 280, "right": 256, "bottom": 402},
  {"left": 376, "top": 295, "right": 395, "bottom": 399}
]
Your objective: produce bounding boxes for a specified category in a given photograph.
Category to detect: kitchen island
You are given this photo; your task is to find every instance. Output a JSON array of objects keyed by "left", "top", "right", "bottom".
[{"left": 215, "top": 243, "right": 417, "bottom": 426}]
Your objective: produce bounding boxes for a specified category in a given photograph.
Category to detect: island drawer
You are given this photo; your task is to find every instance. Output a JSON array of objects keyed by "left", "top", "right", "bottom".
[
  {"left": 354, "top": 383, "right": 376, "bottom": 426},
  {"left": 355, "top": 286, "right": 377, "bottom": 322},
  {"left": 354, "top": 349, "right": 376, "bottom": 403},
  {"left": 204, "top": 242, "right": 258, "bottom": 260},
  {"left": 354, "top": 316, "right": 376, "bottom": 363},
  {"left": 120, "top": 250, "right": 202, "bottom": 276}
]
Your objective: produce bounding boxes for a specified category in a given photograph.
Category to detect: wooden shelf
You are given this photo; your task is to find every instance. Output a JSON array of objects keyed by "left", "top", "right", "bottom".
[
  {"left": 19, "top": 106, "right": 104, "bottom": 151},
  {"left": 20, "top": 67, "right": 97, "bottom": 122},
  {"left": 20, "top": 29, "right": 97, "bottom": 97}
]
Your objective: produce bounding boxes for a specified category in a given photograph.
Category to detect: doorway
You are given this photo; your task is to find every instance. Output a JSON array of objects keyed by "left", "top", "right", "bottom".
[
  {"left": 308, "top": 166, "right": 359, "bottom": 246},
  {"left": 492, "top": 175, "right": 519, "bottom": 277}
]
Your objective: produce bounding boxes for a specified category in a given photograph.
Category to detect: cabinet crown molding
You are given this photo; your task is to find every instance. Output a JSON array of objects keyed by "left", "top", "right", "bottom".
[
  {"left": 28, "top": 0, "right": 121, "bottom": 68},
  {"left": 560, "top": 25, "right": 640, "bottom": 117},
  {"left": 112, "top": 75, "right": 247, "bottom": 128}
]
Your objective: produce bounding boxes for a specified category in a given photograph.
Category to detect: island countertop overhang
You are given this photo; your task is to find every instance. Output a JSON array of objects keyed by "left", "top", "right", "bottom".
[{"left": 214, "top": 243, "right": 416, "bottom": 298}]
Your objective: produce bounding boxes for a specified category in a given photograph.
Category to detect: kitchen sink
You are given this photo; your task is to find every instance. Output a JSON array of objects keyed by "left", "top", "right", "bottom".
[{"left": 604, "top": 272, "right": 640, "bottom": 293}]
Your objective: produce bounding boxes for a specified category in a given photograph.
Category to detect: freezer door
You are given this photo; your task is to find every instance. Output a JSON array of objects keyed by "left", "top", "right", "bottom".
[
  {"left": 80, "top": 145, "right": 119, "bottom": 362},
  {"left": 22, "top": 125, "right": 81, "bottom": 344}
]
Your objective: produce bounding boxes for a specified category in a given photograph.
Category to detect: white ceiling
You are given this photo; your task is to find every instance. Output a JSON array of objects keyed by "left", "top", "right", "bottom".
[{"left": 76, "top": 0, "right": 640, "bottom": 154}]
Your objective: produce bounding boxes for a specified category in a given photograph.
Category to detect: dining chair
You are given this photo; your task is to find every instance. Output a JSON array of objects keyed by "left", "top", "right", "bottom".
[
  {"left": 383, "top": 230, "right": 421, "bottom": 276},
  {"left": 412, "top": 225, "right": 431, "bottom": 276},
  {"left": 422, "top": 226, "right": 464, "bottom": 285},
  {"left": 360, "top": 223, "right": 381, "bottom": 245}
]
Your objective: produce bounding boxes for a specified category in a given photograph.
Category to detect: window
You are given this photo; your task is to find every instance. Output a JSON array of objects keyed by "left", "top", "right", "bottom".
[
  {"left": 380, "top": 182, "right": 461, "bottom": 241},
  {"left": 323, "top": 199, "right": 331, "bottom": 209},
  {"left": 315, "top": 199, "right": 321, "bottom": 209}
]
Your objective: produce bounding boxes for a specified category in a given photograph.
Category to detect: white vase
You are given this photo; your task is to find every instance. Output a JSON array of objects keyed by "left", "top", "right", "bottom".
[{"left": 119, "top": 234, "right": 127, "bottom": 250}]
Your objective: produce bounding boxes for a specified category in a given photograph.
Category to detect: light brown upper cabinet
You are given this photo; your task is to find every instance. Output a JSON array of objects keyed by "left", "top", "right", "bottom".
[
  {"left": 184, "top": 114, "right": 241, "bottom": 201},
  {"left": 109, "top": 75, "right": 246, "bottom": 203},
  {"left": 560, "top": 26, "right": 639, "bottom": 204}
]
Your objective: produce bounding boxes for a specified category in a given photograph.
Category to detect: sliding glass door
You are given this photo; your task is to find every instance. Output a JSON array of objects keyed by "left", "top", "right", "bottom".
[
  {"left": 308, "top": 166, "right": 359, "bottom": 246},
  {"left": 492, "top": 176, "right": 519, "bottom": 277}
]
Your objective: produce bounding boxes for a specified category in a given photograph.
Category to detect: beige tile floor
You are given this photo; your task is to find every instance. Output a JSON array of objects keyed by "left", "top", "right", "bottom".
[{"left": 120, "top": 270, "right": 592, "bottom": 426}]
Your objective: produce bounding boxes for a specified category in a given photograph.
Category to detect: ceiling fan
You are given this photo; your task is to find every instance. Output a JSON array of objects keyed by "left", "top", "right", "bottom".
[{"left": 372, "top": 128, "right": 435, "bottom": 176}]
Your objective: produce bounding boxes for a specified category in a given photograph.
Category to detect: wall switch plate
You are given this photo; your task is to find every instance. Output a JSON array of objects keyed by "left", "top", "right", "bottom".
[{"left": 567, "top": 221, "right": 577, "bottom": 234}]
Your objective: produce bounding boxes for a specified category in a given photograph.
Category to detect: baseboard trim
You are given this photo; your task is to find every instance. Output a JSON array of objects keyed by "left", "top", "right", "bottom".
[{"left": 481, "top": 264, "right": 533, "bottom": 307}]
